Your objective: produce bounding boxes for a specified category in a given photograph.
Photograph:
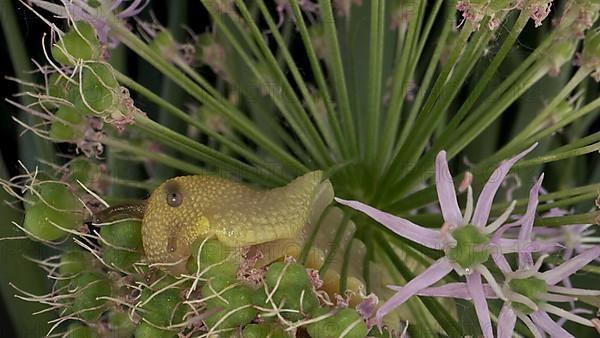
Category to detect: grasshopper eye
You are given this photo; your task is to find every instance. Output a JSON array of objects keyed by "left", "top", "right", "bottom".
[
  {"left": 165, "top": 182, "right": 183, "bottom": 207},
  {"left": 167, "top": 192, "right": 182, "bottom": 207}
]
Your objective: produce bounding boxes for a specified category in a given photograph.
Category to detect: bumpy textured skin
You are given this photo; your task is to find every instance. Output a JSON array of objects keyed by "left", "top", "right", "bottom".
[{"left": 142, "top": 171, "right": 324, "bottom": 268}]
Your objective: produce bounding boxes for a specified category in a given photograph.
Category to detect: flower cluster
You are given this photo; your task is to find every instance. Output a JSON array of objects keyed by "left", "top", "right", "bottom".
[{"left": 337, "top": 144, "right": 600, "bottom": 337}]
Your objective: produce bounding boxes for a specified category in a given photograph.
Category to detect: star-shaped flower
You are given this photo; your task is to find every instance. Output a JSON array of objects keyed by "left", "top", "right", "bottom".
[
  {"left": 336, "top": 143, "right": 552, "bottom": 333},
  {"left": 414, "top": 176, "right": 600, "bottom": 337}
]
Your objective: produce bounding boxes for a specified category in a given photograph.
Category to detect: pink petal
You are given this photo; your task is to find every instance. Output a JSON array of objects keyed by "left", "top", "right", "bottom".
[
  {"left": 472, "top": 143, "right": 538, "bottom": 227},
  {"left": 435, "top": 151, "right": 463, "bottom": 226},
  {"left": 540, "top": 246, "right": 600, "bottom": 285},
  {"left": 530, "top": 311, "right": 575, "bottom": 338},
  {"left": 406, "top": 282, "right": 497, "bottom": 299},
  {"left": 489, "top": 244, "right": 513, "bottom": 274},
  {"left": 375, "top": 259, "right": 453, "bottom": 327},
  {"left": 518, "top": 174, "right": 544, "bottom": 266},
  {"left": 497, "top": 304, "right": 517, "bottom": 338},
  {"left": 495, "top": 238, "right": 557, "bottom": 254},
  {"left": 518, "top": 174, "right": 545, "bottom": 242},
  {"left": 466, "top": 272, "right": 494, "bottom": 338},
  {"left": 335, "top": 198, "right": 441, "bottom": 249}
]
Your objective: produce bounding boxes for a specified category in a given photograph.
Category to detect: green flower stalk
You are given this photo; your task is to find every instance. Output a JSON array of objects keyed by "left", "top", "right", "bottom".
[{"left": 1, "top": 0, "right": 600, "bottom": 337}]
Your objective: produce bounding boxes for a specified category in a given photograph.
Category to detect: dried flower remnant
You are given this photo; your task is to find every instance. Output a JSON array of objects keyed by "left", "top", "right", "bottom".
[
  {"left": 456, "top": 0, "right": 513, "bottom": 30},
  {"left": 333, "top": 0, "right": 362, "bottom": 17},
  {"left": 335, "top": 143, "right": 554, "bottom": 333}
]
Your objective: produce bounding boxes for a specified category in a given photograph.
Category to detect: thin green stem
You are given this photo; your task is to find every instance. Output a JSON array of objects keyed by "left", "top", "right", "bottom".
[
  {"left": 535, "top": 212, "right": 600, "bottom": 227},
  {"left": 378, "top": 0, "right": 441, "bottom": 168},
  {"left": 115, "top": 71, "right": 285, "bottom": 179},
  {"left": 364, "top": 0, "right": 385, "bottom": 163},
  {"left": 134, "top": 115, "right": 286, "bottom": 185},
  {"left": 101, "top": 137, "right": 208, "bottom": 175},
  {"left": 317, "top": 0, "right": 358, "bottom": 156},
  {"left": 288, "top": 0, "right": 346, "bottom": 157},
  {"left": 106, "top": 14, "right": 307, "bottom": 174},
  {"left": 255, "top": 0, "right": 342, "bottom": 160},
  {"left": 203, "top": 0, "right": 326, "bottom": 168}
]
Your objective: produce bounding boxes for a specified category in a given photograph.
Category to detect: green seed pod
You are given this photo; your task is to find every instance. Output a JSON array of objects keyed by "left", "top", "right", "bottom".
[
  {"left": 108, "top": 311, "right": 137, "bottom": 338},
  {"left": 262, "top": 262, "right": 320, "bottom": 320},
  {"left": 23, "top": 182, "right": 83, "bottom": 241},
  {"left": 134, "top": 322, "right": 176, "bottom": 338},
  {"left": 65, "top": 324, "right": 100, "bottom": 338},
  {"left": 265, "top": 262, "right": 312, "bottom": 290},
  {"left": 138, "top": 278, "right": 186, "bottom": 327},
  {"left": 583, "top": 30, "right": 600, "bottom": 60},
  {"left": 75, "top": 62, "right": 119, "bottom": 115},
  {"left": 186, "top": 239, "right": 239, "bottom": 279},
  {"left": 46, "top": 73, "right": 78, "bottom": 109},
  {"left": 50, "top": 106, "right": 84, "bottom": 141},
  {"left": 202, "top": 278, "right": 258, "bottom": 331},
  {"left": 100, "top": 220, "right": 143, "bottom": 271},
  {"left": 100, "top": 220, "right": 143, "bottom": 250},
  {"left": 70, "top": 272, "right": 111, "bottom": 321},
  {"left": 150, "top": 30, "right": 176, "bottom": 57},
  {"left": 69, "top": 158, "right": 101, "bottom": 187},
  {"left": 59, "top": 249, "right": 92, "bottom": 277},
  {"left": 51, "top": 21, "right": 101, "bottom": 65},
  {"left": 243, "top": 323, "right": 289, "bottom": 338},
  {"left": 446, "top": 225, "right": 490, "bottom": 269},
  {"left": 306, "top": 308, "right": 368, "bottom": 338}
]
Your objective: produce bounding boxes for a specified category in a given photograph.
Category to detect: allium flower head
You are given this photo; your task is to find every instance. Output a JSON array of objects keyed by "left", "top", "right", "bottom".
[
  {"left": 335, "top": 143, "right": 554, "bottom": 330},
  {"left": 417, "top": 177, "right": 600, "bottom": 337}
]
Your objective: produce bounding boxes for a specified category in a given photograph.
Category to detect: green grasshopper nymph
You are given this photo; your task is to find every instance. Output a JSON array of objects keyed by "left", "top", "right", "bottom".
[{"left": 93, "top": 171, "right": 332, "bottom": 273}]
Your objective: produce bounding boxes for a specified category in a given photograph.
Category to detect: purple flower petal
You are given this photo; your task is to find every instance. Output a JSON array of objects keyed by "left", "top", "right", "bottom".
[
  {"left": 518, "top": 174, "right": 545, "bottom": 242},
  {"left": 495, "top": 238, "right": 557, "bottom": 254},
  {"left": 435, "top": 151, "right": 463, "bottom": 226},
  {"left": 375, "top": 259, "right": 453, "bottom": 327},
  {"left": 471, "top": 143, "right": 538, "bottom": 227},
  {"left": 518, "top": 174, "right": 544, "bottom": 266},
  {"left": 356, "top": 293, "right": 378, "bottom": 321},
  {"left": 530, "top": 311, "right": 575, "bottom": 338},
  {"left": 497, "top": 304, "right": 517, "bottom": 338},
  {"left": 466, "top": 272, "right": 494, "bottom": 338},
  {"left": 403, "top": 282, "right": 497, "bottom": 299},
  {"left": 517, "top": 313, "right": 543, "bottom": 338},
  {"left": 540, "top": 246, "right": 600, "bottom": 285},
  {"left": 335, "top": 198, "right": 441, "bottom": 249},
  {"left": 542, "top": 303, "right": 595, "bottom": 327},
  {"left": 118, "top": 0, "right": 149, "bottom": 18},
  {"left": 488, "top": 242, "right": 513, "bottom": 273},
  {"left": 547, "top": 285, "right": 600, "bottom": 296}
]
